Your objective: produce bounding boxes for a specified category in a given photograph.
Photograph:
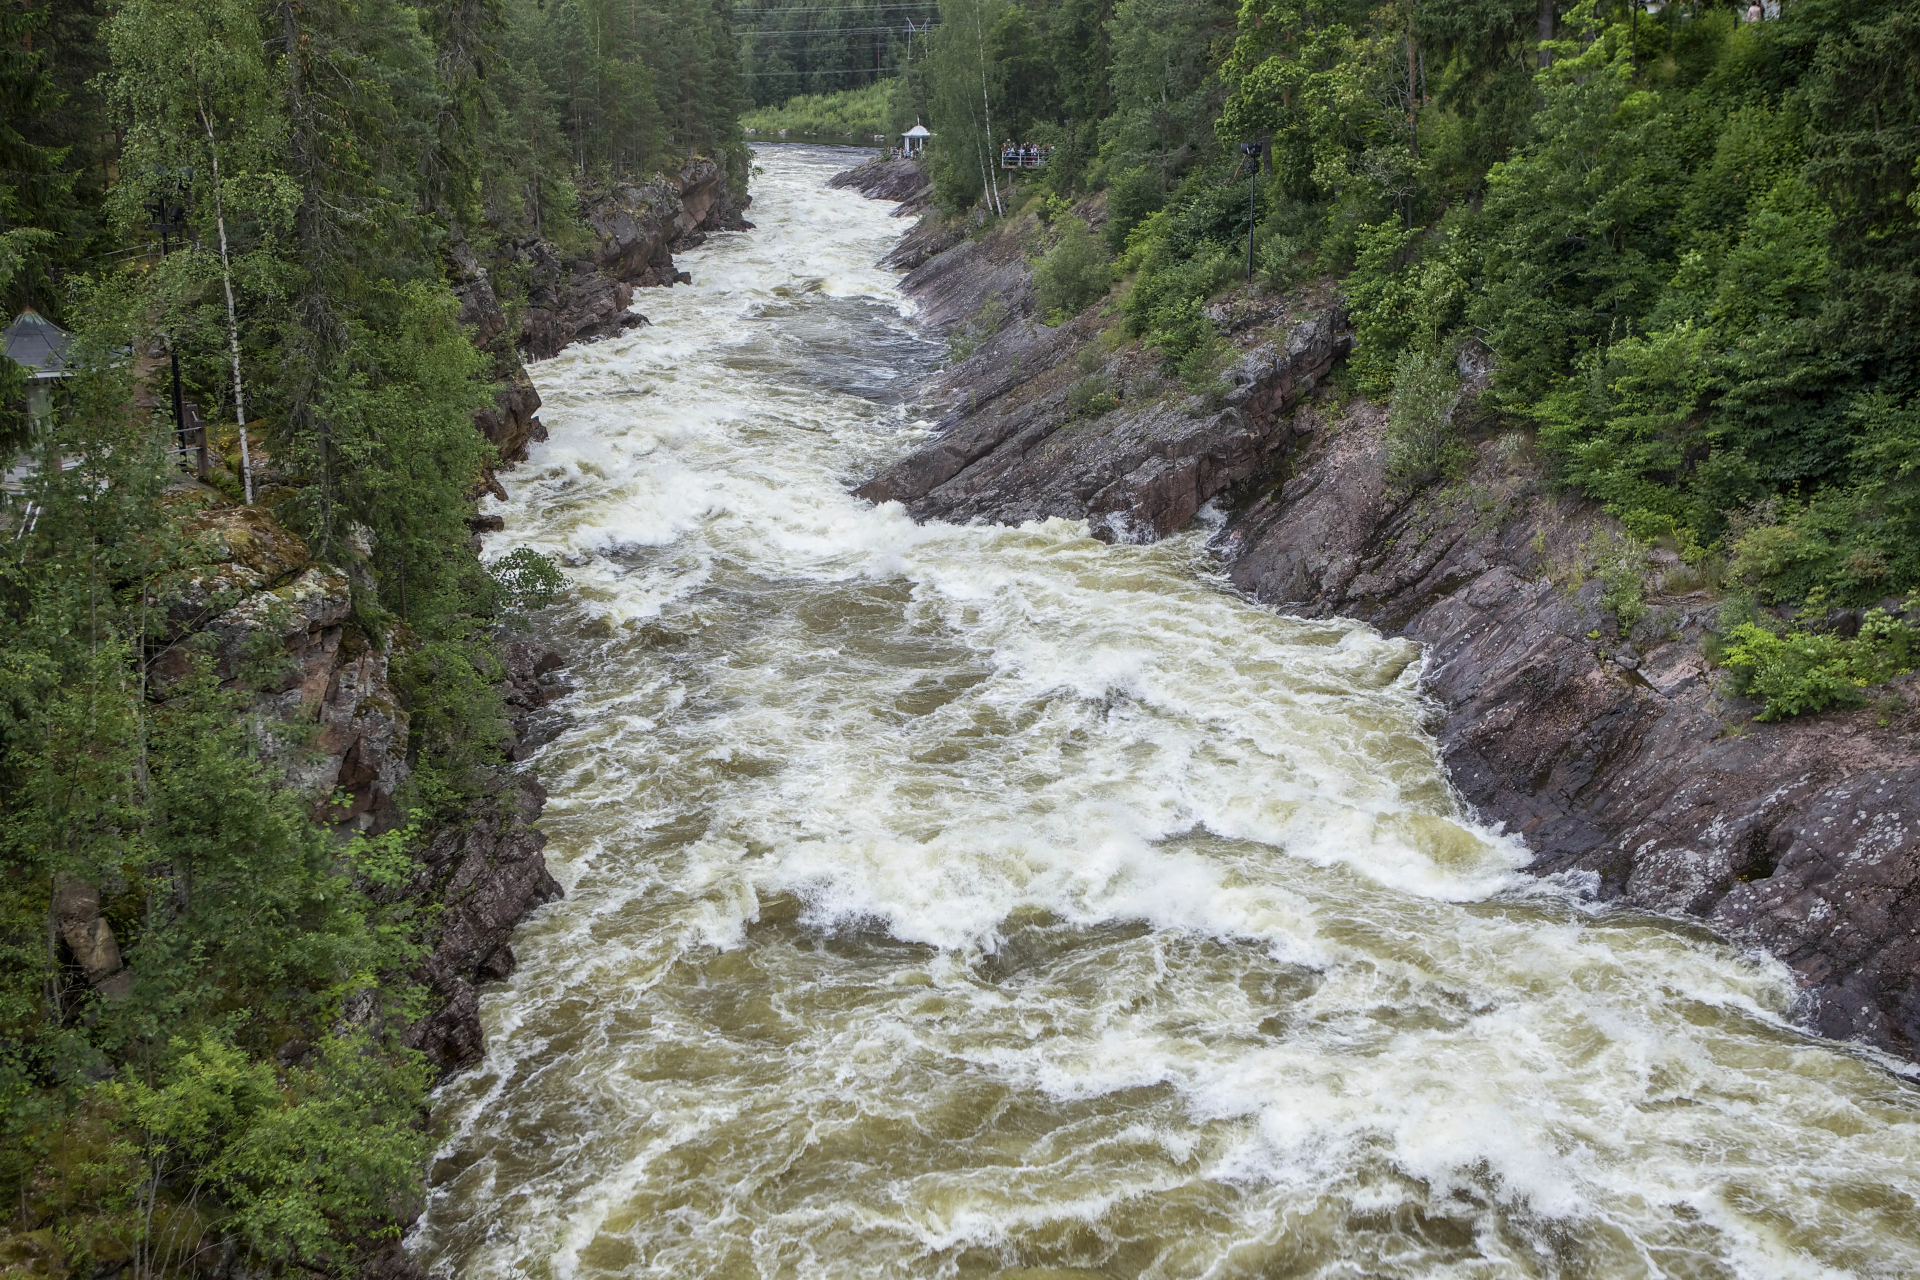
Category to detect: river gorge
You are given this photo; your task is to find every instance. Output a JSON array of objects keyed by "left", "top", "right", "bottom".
[{"left": 410, "top": 147, "right": 1920, "bottom": 1280}]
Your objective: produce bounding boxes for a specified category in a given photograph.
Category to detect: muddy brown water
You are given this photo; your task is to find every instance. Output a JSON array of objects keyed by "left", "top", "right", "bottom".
[{"left": 409, "top": 146, "right": 1920, "bottom": 1279}]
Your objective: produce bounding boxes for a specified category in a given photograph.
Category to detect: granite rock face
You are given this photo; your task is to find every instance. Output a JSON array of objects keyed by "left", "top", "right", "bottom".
[
  {"left": 853, "top": 199, "right": 1346, "bottom": 539},
  {"left": 828, "top": 156, "right": 933, "bottom": 206},
  {"left": 450, "top": 235, "right": 547, "bottom": 462},
  {"left": 402, "top": 774, "right": 564, "bottom": 1072},
  {"left": 126, "top": 503, "right": 572, "bottom": 1074}
]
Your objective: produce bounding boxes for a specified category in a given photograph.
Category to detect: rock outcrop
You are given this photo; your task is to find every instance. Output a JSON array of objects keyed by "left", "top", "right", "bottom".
[
  {"left": 506, "top": 156, "right": 753, "bottom": 360},
  {"left": 129, "top": 499, "right": 571, "bottom": 1075},
  {"left": 849, "top": 198, "right": 1342, "bottom": 539},
  {"left": 401, "top": 774, "right": 563, "bottom": 1072},
  {"left": 828, "top": 156, "right": 932, "bottom": 206},
  {"left": 857, "top": 290, "right": 1345, "bottom": 539},
  {"left": 52, "top": 878, "right": 130, "bottom": 998},
  {"left": 451, "top": 235, "right": 547, "bottom": 463},
  {"left": 1219, "top": 404, "right": 1920, "bottom": 1057},
  {"left": 839, "top": 161, "right": 1920, "bottom": 1063}
]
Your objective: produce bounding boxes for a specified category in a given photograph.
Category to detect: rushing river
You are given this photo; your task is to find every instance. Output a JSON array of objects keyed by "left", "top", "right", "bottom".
[{"left": 414, "top": 147, "right": 1920, "bottom": 1279}]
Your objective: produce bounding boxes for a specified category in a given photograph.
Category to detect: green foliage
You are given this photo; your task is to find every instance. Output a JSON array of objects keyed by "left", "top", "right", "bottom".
[
  {"left": 110, "top": 1032, "right": 430, "bottom": 1273},
  {"left": 1721, "top": 609, "right": 1918, "bottom": 720},
  {"left": 741, "top": 81, "right": 900, "bottom": 139},
  {"left": 397, "top": 641, "right": 514, "bottom": 819},
  {"left": 492, "top": 547, "right": 570, "bottom": 616},
  {"left": 1065, "top": 373, "right": 1120, "bottom": 418},
  {"left": 948, "top": 292, "right": 1009, "bottom": 361},
  {"left": 0, "top": 302, "right": 443, "bottom": 1272},
  {"left": 1383, "top": 347, "right": 1462, "bottom": 490},
  {"left": 1588, "top": 529, "right": 1650, "bottom": 630},
  {"left": 1104, "top": 167, "right": 1166, "bottom": 252},
  {"left": 1, "top": 0, "right": 740, "bottom": 1267},
  {"left": 1032, "top": 216, "right": 1114, "bottom": 323},
  {"left": 1124, "top": 231, "right": 1237, "bottom": 368}
]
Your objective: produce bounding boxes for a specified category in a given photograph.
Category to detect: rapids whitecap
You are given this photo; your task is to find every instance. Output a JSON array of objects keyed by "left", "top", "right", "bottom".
[{"left": 410, "top": 146, "right": 1920, "bottom": 1280}]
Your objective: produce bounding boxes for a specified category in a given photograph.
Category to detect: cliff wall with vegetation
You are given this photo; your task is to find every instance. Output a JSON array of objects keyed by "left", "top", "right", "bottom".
[{"left": 0, "top": 0, "right": 743, "bottom": 1274}]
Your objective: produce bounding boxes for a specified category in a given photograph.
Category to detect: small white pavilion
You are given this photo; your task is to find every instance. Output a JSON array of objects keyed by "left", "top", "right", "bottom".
[
  {"left": 2, "top": 309, "right": 72, "bottom": 431},
  {"left": 901, "top": 123, "right": 931, "bottom": 157}
]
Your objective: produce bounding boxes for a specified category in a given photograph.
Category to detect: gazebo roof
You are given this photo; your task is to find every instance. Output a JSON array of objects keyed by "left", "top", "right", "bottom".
[
  {"left": 2, "top": 309, "right": 72, "bottom": 379},
  {"left": 903, "top": 125, "right": 932, "bottom": 137}
]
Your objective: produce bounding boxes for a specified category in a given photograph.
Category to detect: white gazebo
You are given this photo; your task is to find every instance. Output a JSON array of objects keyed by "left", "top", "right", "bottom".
[
  {"left": 901, "top": 123, "right": 931, "bottom": 157},
  {"left": 2, "top": 309, "right": 73, "bottom": 431}
]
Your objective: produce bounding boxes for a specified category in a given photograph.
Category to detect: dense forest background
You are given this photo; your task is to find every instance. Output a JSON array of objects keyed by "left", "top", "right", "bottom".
[
  {"left": 810, "top": 0, "right": 1915, "bottom": 639},
  {"left": 734, "top": 0, "right": 933, "bottom": 108},
  {"left": 0, "top": 0, "right": 739, "bottom": 1273}
]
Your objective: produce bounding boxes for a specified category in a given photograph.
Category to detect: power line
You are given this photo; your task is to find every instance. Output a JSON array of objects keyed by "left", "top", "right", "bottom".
[
  {"left": 731, "top": 4, "right": 937, "bottom": 12},
  {"left": 738, "top": 25, "right": 936, "bottom": 35},
  {"left": 738, "top": 66, "right": 899, "bottom": 76}
]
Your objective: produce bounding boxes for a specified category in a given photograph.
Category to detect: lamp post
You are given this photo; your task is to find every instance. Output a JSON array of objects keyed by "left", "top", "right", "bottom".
[
  {"left": 1239, "top": 140, "right": 1264, "bottom": 285},
  {"left": 144, "top": 170, "right": 193, "bottom": 468}
]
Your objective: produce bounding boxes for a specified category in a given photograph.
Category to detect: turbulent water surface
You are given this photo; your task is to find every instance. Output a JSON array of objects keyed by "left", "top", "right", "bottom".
[{"left": 414, "top": 147, "right": 1920, "bottom": 1279}]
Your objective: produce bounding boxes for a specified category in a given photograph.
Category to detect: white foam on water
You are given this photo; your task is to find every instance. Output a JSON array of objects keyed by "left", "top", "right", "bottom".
[{"left": 411, "top": 146, "right": 1920, "bottom": 1280}]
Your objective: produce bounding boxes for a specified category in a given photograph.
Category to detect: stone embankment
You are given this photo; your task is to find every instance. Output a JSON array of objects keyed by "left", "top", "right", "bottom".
[{"left": 845, "top": 171, "right": 1920, "bottom": 1063}]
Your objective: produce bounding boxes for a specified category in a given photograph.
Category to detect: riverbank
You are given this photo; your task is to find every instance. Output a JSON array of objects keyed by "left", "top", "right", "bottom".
[{"left": 842, "top": 159, "right": 1920, "bottom": 1064}]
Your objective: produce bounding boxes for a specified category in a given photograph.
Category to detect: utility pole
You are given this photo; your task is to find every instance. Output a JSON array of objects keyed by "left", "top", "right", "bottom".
[{"left": 1239, "top": 140, "right": 1263, "bottom": 284}]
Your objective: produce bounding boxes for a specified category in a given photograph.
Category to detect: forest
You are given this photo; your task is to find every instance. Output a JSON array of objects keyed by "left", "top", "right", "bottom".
[
  {"left": 734, "top": 1, "right": 931, "bottom": 108},
  {"left": 840, "top": 0, "right": 1916, "bottom": 696},
  {"left": 0, "top": 0, "right": 738, "bottom": 1273}
]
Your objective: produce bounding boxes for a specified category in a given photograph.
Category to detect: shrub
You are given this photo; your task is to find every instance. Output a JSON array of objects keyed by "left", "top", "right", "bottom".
[
  {"left": 948, "top": 293, "right": 1008, "bottom": 362},
  {"left": 1032, "top": 217, "right": 1113, "bottom": 324},
  {"left": 1126, "top": 242, "right": 1236, "bottom": 368},
  {"left": 1104, "top": 166, "right": 1165, "bottom": 252},
  {"left": 1064, "top": 374, "right": 1120, "bottom": 418},
  {"left": 491, "top": 547, "right": 567, "bottom": 615},
  {"left": 1383, "top": 347, "right": 1462, "bottom": 489},
  {"left": 1588, "top": 529, "right": 1649, "bottom": 629},
  {"left": 1721, "top": 609, "right": 1918, "bottom": 720}
]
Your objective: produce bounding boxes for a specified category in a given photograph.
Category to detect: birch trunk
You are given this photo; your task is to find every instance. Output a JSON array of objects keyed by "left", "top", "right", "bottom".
[{"left": 200, "top": 101, "right": 254, "bottom": 503}]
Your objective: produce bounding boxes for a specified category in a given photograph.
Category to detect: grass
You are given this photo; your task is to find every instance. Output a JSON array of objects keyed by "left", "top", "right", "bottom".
[{"left": 740, "top": 80, "right": 899, "bottom": 140}]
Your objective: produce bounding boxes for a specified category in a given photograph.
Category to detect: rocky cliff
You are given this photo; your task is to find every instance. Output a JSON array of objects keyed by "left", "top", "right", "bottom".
[
  {"left": 47, "top": 495, "right": 573, "bottom": 1081},
  {"left": 846, "top": 174, "right": 1920, "bottom": 1063},
  {"left": 500, "top": 156, "right": 753, "bottom": 362}
]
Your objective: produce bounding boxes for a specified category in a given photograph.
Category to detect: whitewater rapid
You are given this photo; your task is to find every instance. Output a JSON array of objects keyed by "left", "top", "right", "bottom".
[{"left": 412, "top": 147, "right": 1920, "bottom": 1279}]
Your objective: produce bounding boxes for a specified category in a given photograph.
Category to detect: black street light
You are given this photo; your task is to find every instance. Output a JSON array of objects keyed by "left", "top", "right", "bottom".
[
  {"left": 1239, "top": 140, "right": 1263, "bottom": 285},
  {"left": 145, "top": 169, "right": 194, "bottom": 468}
]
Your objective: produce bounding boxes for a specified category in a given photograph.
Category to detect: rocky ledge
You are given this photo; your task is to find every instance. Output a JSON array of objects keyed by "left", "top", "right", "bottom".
[
  {"left": 828, "top": 156, "right": 933, "bottom": 207},
  {"left": 842, "top": 172, "right": 1920, "bottom": 1063}
]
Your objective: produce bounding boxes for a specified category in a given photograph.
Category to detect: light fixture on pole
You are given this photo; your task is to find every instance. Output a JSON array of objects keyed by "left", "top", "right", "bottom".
[{"left": 1239, "top": 140, "right": 1264, "bottom": 284}]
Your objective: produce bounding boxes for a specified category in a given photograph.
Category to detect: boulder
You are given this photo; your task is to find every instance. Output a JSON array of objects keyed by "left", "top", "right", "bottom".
[{"left": 51, "top": 878, "right": 127, "bottom": 994}]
